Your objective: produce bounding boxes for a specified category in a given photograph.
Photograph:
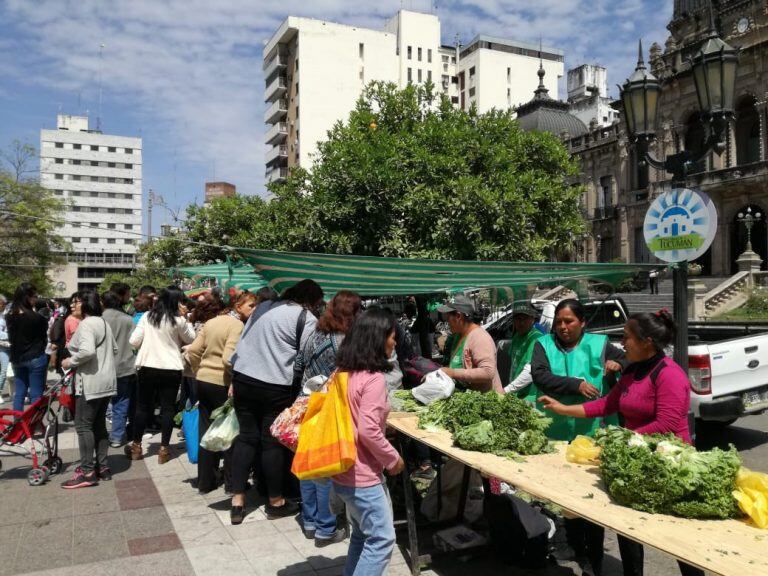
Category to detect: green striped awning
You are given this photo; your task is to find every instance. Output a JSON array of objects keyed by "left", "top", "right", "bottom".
[
  {"left": 174, "top": 261, "right": 268, "bottom": 293},
  {"left": 235, "top": 249, "right": 657, "bottom": 297}
]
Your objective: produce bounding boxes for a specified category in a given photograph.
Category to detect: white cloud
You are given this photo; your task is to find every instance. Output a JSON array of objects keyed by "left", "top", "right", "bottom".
[{"left": 1, "top": 0, "right": 672, "bottom": 197}]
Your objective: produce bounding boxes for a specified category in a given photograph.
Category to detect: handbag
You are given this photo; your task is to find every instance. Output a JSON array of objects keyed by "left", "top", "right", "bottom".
[
  {"left": 270, "top": 395, "right": 310, "bottom": 451},
  {"left": 291, "top": 309, "right": 308, "bottom": 397},
  {"left": 182, "top": 401, "right": 200, "bottom": 464}
]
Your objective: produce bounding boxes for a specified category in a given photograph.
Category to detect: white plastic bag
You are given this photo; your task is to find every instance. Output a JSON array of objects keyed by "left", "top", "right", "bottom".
[
  {"left": 200, "top": 403, "right": 240, "bottom": 452},
  {"left": 411, "top": 369, "right": 455, "bottom": 405}
]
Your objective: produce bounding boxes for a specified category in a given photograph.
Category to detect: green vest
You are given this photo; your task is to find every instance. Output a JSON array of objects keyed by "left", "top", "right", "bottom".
[
  {"left": 508, "top": 329, "right": 544, "bottom": 398},
  {"left": 531, "top": 333, "right": 617, "bottom": 441}
]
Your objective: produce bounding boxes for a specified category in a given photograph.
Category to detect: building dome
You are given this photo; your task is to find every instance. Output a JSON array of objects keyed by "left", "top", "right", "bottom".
[{"left": 515, "top": 61, "right": 587, "bottom": 138}]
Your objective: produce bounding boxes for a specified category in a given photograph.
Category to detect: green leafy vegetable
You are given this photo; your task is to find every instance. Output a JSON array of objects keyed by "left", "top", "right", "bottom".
[
  {"left": 594, "top": 426, "right": 742, "bottom": 519},
  {"left": 390, "top": 390, "right": 425, "bottom": 413},
  {"left": 417, "top": 390, "right": 552, "bottom": 456}
]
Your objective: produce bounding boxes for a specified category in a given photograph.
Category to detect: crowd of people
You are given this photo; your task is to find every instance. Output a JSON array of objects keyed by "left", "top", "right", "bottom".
[{"left": 0, "top": 278, "right": 701, "bottom": 576}]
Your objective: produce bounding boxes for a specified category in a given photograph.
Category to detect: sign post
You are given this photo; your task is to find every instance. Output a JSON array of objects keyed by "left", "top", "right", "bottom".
[{"left": 643, "top": 188, "right": 718, "bottom": 372}]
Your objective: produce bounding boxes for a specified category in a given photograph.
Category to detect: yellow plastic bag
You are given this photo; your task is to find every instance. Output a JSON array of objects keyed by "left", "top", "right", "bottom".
[
  {"left": 291, "top": 372, "right": 356, "bottom": 480},
  {"left": 733, "top": 467, "right": 768, "bottom": 529},
  {"left": 566, "top": 435, "right": 601, "bottom": 465}
]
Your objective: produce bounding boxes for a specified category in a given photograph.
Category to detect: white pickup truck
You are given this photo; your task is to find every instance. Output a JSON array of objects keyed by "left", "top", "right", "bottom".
[{"left": 487, "top": 301, "right": 768, "bottom": 429}]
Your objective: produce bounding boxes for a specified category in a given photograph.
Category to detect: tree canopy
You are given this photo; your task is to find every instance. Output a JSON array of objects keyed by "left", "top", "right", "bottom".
[
  {"left": 0, "top": 141, "right": 67, "bottom": 295},
  {"left": 143, "top": 81, "right": 585, "bottom": 271}
]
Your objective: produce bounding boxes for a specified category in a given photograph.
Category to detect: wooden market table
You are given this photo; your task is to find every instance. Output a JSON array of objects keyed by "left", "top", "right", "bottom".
[{"left": 388, "top": 412, "right": 768, "bottom": 576}]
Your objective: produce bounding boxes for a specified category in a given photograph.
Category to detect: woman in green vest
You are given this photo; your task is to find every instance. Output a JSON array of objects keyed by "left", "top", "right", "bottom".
[
  {"left": 530, "top": 298, "right": 625, "bottom": 576},
  {"left": 502, "top": 300, "right": 544, "bottom": 397}
]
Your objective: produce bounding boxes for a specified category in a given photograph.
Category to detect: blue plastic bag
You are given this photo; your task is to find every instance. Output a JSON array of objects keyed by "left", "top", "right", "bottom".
[{"left": 182, "top": 402, "right": 199, "bottom": 464}]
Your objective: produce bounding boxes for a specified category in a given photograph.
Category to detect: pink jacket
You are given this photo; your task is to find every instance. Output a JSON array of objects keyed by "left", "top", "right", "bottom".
[
  {"left": 333, "top": 371, "right": 401, "bottom": 487},
  {"left": 583, "top": 356, "right": 692, "bottom": 444}
]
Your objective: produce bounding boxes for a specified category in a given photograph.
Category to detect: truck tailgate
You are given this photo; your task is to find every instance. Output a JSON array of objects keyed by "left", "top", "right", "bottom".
[{"left": 708, "top": 334, "right": 768, "bottom": 398}]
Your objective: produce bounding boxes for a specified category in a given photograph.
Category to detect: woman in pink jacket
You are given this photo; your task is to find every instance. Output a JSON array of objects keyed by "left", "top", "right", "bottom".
[
  {"left": 332, "top": 307, "right": 404, "bottom": 576},
  {"left": 540, "top": 309, "right": 702, "bottom": 576}
]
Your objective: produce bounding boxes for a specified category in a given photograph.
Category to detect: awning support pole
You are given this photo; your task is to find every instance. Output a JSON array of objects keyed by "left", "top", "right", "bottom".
[{"left": 672, "top": 262, "right": 688, "bottom": 372}]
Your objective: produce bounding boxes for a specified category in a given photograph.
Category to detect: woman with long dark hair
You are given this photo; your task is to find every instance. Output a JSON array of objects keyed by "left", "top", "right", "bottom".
[
  {"left": 539, "top": 310, "right": 703, "bottom": 576},
  {"left": 229, "top": 279, "right": 324, "bottom": 525},
  {"left": 332, "top": 307, "right": 404, "bottom": 576},
  {"left": 6, "top": 283, "right": 49, "bottom": 412},
  {"left": 60, "top": 289, "right": 117, "bottom": 488},
  {"left": 299, "top": 290, "right": 362, "bottom": 546},
  {"left": 127, "top": 286, "right": 195, "bottom": 463}
]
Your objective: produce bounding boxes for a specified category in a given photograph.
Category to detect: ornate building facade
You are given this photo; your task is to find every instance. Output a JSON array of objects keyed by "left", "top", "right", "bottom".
[{"left": 571, "top": 0, "right": 768, "bottom": 274}]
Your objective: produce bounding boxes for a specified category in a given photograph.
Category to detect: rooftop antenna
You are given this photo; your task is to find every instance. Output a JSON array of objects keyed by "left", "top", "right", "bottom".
[{"left": 96, "top": 43, "right": 105, "bottom": 132}]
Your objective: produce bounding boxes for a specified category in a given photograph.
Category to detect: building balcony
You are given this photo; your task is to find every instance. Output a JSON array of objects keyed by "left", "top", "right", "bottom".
[
  {"left": 265, "top": 144, "right": 288, "bottom": 166},
  {"left": 264, "top": 98, "right": 288, "bottom": 124},
  {"left": 592, "top": 205, "right": 617, "bottom": 220},
  {"left": 265, "top": 166, "right": 288, "bottom": 184},
  {"left": 265, "top": 75, "right": 288, "bottom": 103},
  {"left": 263, "top": 51, "right": 288, "bottom": 80},
  {"left": 265, "top": 122, "right": 288, "bottom": 145}
]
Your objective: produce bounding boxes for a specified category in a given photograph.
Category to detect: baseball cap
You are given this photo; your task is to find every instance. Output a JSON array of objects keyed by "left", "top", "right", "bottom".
[
  {"left": 436, "top": 294, "right": 476, "bottom": 316},
  {"left": 511, "top": 300, "right": 537, "bottom": 317}
]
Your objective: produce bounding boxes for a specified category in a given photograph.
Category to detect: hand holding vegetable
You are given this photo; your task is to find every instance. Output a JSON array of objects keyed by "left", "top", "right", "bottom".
[{"left": 579, "top": 380, "right": 600, "bottom": 398}]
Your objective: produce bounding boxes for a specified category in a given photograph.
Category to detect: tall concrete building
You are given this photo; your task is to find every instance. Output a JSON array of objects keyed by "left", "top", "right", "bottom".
[
  {"left": 566, "top": 64, "right": 619, "bottom": 129},
  {"left": 204, "top": 181, "right": 236, "bottom": 205},
  {"left": 263, "top": 10, "right": 564, "bottom": 183},
  {"left": 41, "top": 115, "right": 142, "bottom": 294}
]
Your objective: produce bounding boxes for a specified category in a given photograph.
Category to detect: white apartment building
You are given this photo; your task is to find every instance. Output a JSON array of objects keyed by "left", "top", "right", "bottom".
[
  {"left": 567, "top": 64, "right": 619, "bottom": 128},
  {"left": 263, "top": 10, "right": 565, "bottom": 184},
  {"left": 41, "top": 115, "right": 142, "bottom": 294}
]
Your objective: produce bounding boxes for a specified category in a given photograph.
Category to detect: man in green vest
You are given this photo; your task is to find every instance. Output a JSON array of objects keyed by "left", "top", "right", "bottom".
[{"left": 503, "top": 300, "right": 544, "bottom": 398}]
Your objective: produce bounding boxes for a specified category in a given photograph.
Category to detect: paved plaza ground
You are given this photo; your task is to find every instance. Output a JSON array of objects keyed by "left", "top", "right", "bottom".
[{"left": 2, "top": 403, "right": 766, "bottom": 576}]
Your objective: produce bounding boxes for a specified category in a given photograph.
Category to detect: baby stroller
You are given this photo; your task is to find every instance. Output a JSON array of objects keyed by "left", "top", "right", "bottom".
[{"left": 0, "top": 371, "right": 73, "bottom": 485}]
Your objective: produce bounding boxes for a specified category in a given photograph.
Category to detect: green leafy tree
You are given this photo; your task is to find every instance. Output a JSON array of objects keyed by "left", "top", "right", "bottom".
[
  {"left": 0, "top": 141, "right": 67, "bottom": 295},
  {"left": 270, "top": 81, "right": 586, "bottom": 260}
]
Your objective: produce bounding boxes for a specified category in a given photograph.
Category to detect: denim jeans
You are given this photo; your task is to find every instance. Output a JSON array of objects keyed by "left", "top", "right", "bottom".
[
  {"left": 11, "top": 353, "right": 47, "bottom": 412},
  {"left": 0, "top": 347, "right": 9, "bottom": 395},
  {"left": 110, "top": 374, "right": 136, "bottom": 444},
  {"left": 301, "top": 479, "right": 337, "bottom": 538},
  {"left": 332, "top": 482, "right": 395, "bottom": 576}
]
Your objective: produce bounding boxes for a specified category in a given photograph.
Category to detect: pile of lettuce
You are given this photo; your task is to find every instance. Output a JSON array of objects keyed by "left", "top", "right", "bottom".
[
  {"left": 402, "top": 390, "right": 552, "bottom": 456},
  {"left": 595, "top": 426, "right": 742, "bottom": 519}
]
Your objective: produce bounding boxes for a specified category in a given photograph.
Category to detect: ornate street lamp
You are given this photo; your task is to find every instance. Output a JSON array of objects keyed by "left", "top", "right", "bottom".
[
  {"left": 618, "top": 17, "right": 738, "bottom": 372},
  {"left": 738, "top": 207, "right": 763, "bottom": 252}
]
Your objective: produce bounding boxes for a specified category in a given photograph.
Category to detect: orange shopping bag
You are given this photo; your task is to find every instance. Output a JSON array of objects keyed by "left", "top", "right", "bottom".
[{"left": 291, "top": 371, "right": 357, "bottom": 480}]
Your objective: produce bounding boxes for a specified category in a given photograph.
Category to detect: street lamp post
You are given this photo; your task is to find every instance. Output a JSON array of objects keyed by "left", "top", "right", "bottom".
[
  {"left": 619, "top": 25, "right": 738, "bottom": 372},
  {"left": 737, "top": 206, "right": 762, "bottom": 252}
]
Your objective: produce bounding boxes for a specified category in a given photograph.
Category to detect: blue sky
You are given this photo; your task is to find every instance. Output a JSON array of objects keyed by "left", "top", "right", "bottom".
[{"left": 0, "top": 0, "right": 670, "bottom": 235}]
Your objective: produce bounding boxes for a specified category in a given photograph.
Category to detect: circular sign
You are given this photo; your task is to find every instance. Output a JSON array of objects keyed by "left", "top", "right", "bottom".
[{"left": 643, "top": 188, "right": 717, "bottom": 263}]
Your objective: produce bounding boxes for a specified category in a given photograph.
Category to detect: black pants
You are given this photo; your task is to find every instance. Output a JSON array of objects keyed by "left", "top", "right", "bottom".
[
  {"left": 230, "top": 372, "right": 295, "bottom": 497},
  {"left": 196, "top": 380, "right": 232, "bottom": 492},
  {"left": 617, "top": 535, "right": 705, "bottom": 576},
  {"left": 74, "top": 395, "right": 110, "bottom": 473},
  {"left": 565, "top": 518, "right": 605, "bottom": 575},
  {"left": 133, "top": 367, "right": 182, "bottom": 446}
]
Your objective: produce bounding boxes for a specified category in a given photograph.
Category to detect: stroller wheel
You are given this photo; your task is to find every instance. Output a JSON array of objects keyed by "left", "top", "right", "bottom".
[
  {"left": 28, "top": 468, "right": 47, "bottom": 486},
  {"left": 45, "top": 457, "right": 63, "bottom": 475},
  {"left": 40, "top": 466, "right": 50, "bottom": 480}
]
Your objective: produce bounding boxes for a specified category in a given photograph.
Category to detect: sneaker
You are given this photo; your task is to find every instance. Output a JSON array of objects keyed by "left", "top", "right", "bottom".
[
  {"left": 97, "top": 467, "right": 112, "bottom": 481},
  {"left": 315, "top": 528, "right": 347, "bottom": 547},
  {"left": 302, "top": 527, "right": 316, "bottom": 540},
  {"left": 110, "top": 440, "right": 125, "bottom": 449},
  {"left": 61, "top": 469, "right": 98, "bottom": 489},
  {"left": 265, "top": 500, "right": 300, "bottom": 519}
]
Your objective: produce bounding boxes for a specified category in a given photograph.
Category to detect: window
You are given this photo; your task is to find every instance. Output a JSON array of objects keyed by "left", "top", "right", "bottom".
[
  {"left": 407, "top": 46, "right": 412, "bottom": 59},
  {"left": 418, "top": 47, "right": 422, "bottom": 61},
  {"left": 55, "top": 158, "right": 63, "bottom": 164},
  {"left": 108, "top": 177, "right": 116, "bottom": 183},
  {"left": 600, "top": 175, "right": 613, "bottom": 207},
  {"left": 72, "top": 223, "right": 80, "bottom": 228},
  {"left": 107, "top": 223, "right": 116, "bottom": 229},
  {"left": 72, "top": 191, "right": 81, "bottom": 196},
  {"left": 124, "top": 239, "right": 134, "bottom": 245},
  {"left": 451, "top": 56, "right": 456, "bottom": 64},
  {"left": 73, "top": 144, "right": 82, "bottom": 150},
  {"left": 71, "top": 175, "right": 81, "bottom": 181},
  {"left": 72, "top": 159, "right": 81, "bottom": 165},
  {"left": 108, "top": 162, "right": 116, "bottom": 168},
  {"left": 507, "top": 67, "right": 511, "bottom": 82},
  {"left": 469, "top": 66, "right": 475, "bottom": 76},
  {"left": 107, "top": 238, "right": 116, "bottom": 244},
  {"left": 55, "top": 174, "right": 63, "bottom": 180},
  {"left": 295, "top": 82, "right": 299, "bottom": 94},
  {"left": 55, "top": 142, "right": 63, "bottom": 148},
  {"left": 108, "top": 146, "right": 116, "bottom": 152},
  {"left": 124, "top": 148, "right": 133, "bottom": 154},
  {"left": 418, "top": 69, "right": 422, "bottom": 82},
  {"left": 407, "top": 67, "right": 412, "bottom": 82},
  {"left": 469, "top": 87, "right": 476, "bottom": 97},
  {"left": 90, "top": 145, "right": 99, "bottom": 151},
  {"left": 90, "top": 238, "right": 98, "bottom": 244},
  {"left": 124, "top": 224, "right": 133, "bottom": 230},
  {"left": 428, "top": 49, "right": 432, "bottom": 63},
  {"left": 359, "top": 43, "right": 364, "bottom": 58},
  {"left": 442, "top": 55, "right": 449, "bottom": 63},
  {"left": 54, "top": 189, "right": 63, "bottom": 195},
  {"left": 72, "top": 206, "right": 81, "bottom": 212},
  {"left": 125, "top": 163, "right": 133, "bottom": 169},
  {"left": 71, "top": 237, "right": 80, "bottom": 243},
  {"left": 427, "top": 70, "right": 432, "bottom": 81},
  {"left": 107, "top": 208, "right": 116, "bottom": 213},
  {"left": 295, "top": 59, "right": 299, "bottom": 71}
]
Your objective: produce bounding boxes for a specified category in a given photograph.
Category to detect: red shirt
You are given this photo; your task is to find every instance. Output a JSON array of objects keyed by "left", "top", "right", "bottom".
[
  {"left": 583, "top": 356, "right": 692, "bottom": 444},
  {"left": 333, "top": 371, "right": 401, "bottom": 487}
]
